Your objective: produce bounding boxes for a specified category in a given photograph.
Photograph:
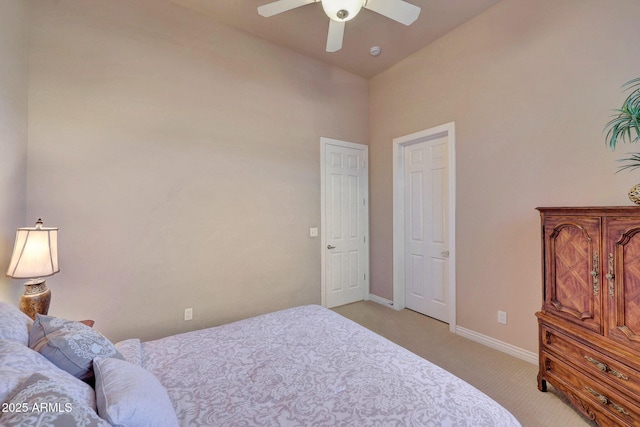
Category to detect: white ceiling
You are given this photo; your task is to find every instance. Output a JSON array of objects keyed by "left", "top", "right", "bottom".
[{"left": 169, "top": 0, "right": 501, "bottom": 79}]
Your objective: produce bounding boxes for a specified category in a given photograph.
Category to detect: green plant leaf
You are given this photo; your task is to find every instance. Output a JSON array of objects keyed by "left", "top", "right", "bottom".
[
  {"left": 616, "top": 152, "right": 640, "bottom": 173},
  {"left": 605, "top": 78, "right": 640, "bottom": 151}
]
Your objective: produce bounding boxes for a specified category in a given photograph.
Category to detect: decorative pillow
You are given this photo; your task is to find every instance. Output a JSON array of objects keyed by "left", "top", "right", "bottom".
[
  {"left": 29, "top": 314, "right": 124, "bottom": 382},
  {"left": 0, "top": 302, "right": 33, "bottom": 346},
  {"left": 115, "top": 338, "right": 143, "bottom": 366},
  {"left": 0, "top": 339, "right": 95, "bottom": 409},
  {"left": 94, "top": 357, "right": 179, "bottom": 427},
  {"left": 0, "top": 373, "right": 110, "bottom": 426}
]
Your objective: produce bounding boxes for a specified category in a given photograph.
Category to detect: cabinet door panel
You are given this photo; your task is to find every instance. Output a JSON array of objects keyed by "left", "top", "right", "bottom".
[
  {"left": 606, "top": 218, "right": 640, "bottom": 352},
  {"left": 543, "top": 216, "right": 602, "bottom": 333}
]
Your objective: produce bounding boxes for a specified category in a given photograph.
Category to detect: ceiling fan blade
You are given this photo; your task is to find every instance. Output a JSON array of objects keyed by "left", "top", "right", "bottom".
[
  {"left": 326, "top": 19, "right": 345, "bottom": 52},
  {"left": 363, "top": 0, "right": 420, "bottom": 25},
  {"left": 258, "top": 0, "right": 316, "bottom": 17}
]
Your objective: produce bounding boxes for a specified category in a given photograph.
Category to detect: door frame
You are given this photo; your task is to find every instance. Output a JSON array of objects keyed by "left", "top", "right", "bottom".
[
  {"left": 392, "top": 122, "right": 456, "bottom": 332},
  {"left": 320, "top": 137, "right": 370, "bottom": 308}
]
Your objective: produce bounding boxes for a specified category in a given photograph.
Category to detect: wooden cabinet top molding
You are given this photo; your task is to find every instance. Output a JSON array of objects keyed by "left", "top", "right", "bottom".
[{"left": 537, "top": 206, "right": 640, "bottom": 215}]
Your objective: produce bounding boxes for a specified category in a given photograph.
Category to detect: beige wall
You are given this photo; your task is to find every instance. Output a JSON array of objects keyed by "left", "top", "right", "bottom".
[
  {"left": 0, "top": 0, "right": 28, "bottom": 303},
  {"left": 8, "top": 0, "right": 640, "bottom": 354},
  {"left": 369, "top": 0, "right": 640, "bottom": 352},
  {"left": 26, "top": 0, "right": 368, "bottom": 342}
]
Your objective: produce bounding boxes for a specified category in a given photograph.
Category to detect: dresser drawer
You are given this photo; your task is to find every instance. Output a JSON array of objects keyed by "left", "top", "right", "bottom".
[
  {"left": 541, "top": 324, "right": 640, "bottom": 398},
  {"left": 541, "top": 351, "right": 640, "bottom": 426}
]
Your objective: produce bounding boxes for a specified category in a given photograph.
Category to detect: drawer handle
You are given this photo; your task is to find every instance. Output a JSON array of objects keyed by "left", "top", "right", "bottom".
[
  {"left": 612, "top": 402, "right": 631, "bottom": 417},
  {"left": 610, "top": 369, "right": 630, "bottom": 381},
  {"left": 584, "top": 356, "right": 629, "bottom": 380},
  {"left": 585, "top": 387, "right": 631, "bottom": 416},
  {"left": 585, "top": 387, "right": 609, "bottom": 405},
  {"left": 585, "top": 356, "right": 608, "bottom": 372}
]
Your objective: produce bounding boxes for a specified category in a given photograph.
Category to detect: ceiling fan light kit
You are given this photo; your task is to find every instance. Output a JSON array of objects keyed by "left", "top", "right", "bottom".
[
  {"left": 257, "top": 0, "right": 420, "bottom": 53},
  {"left": 322, "top": 0, "right": 363, "bottom": 21}
]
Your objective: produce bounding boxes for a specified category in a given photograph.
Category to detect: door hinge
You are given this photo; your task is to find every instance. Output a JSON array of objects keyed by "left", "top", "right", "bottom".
[
  {"left": 364, "top": 235, "right": 366, "bottom": 243},
  {"left": 364, "top": 273, "right": 367, "bottom": 280}
]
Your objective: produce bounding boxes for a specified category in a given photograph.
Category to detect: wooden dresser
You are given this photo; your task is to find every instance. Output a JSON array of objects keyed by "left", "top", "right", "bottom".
[{"left": 537, "top": 207, "right": 640, "bottom": 427}]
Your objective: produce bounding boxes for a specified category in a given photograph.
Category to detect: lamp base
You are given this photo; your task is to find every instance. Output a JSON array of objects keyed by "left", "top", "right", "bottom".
[{"left": 19, "top": 279, "right": 51, "bottom": 320}]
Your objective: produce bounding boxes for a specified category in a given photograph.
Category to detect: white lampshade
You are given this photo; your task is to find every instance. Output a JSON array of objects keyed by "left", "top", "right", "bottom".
[
  {"left": 321, "top": 0, "right": 364, "bottom": 21},
  {"left": 6, "top": 219, "right": 59, "bottom": 279}
]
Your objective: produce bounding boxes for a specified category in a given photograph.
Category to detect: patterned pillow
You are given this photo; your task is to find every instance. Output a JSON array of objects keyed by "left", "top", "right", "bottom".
[
  {"left": 94, "top": 357, "right": 180, "bottom": 427},
  {"left": 0, "top": 339, "right": 95, "bottom": 409},
  {"left": 115, "top": 338, "right": 143, "bottom": 366},
  {"left": 0, "top": 373, "right": 110, "bottom": 426},
  {"left": 0, "top": 302, "right": 33, "bottom": 346},
  {"left": 29, "top": 314, "right": 123, "bottom": 382}
]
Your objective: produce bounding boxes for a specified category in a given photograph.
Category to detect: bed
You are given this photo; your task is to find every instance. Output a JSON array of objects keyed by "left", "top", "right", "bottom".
[{"left": 0, "top": 301, "right": 521, "bottom": 426}]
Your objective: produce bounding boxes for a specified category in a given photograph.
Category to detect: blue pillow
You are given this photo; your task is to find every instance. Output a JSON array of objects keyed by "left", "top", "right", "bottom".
[{"left": 29, "top": 314, "right": 123, "bottom": 382}]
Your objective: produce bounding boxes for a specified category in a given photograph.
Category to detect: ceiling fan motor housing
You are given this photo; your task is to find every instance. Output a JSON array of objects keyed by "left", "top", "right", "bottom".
[{"left": 321, "top": 0, "right": 364, "bottom": 21}]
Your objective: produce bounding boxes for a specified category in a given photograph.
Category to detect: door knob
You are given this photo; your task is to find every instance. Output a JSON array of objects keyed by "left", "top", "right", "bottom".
[
  {"left": 441, "top": 250, "right": 450, "bottom": 257},
  {"left": 327, "top": 245, "right": 336, "bottom": 249}
]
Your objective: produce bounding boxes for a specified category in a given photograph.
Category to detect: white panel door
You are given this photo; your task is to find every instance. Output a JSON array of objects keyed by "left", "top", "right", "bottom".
[
  {"left": 322, "top": 138, "right": 368, "bottom": 308},
  {"left": 404, "top": 136, "right": 449, "bottom": 321}
]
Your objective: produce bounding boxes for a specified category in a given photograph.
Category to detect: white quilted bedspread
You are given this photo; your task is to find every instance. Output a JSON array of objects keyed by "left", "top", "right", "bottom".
[{"left": 139, "top": 305, "right": 521, "bottom": 426}]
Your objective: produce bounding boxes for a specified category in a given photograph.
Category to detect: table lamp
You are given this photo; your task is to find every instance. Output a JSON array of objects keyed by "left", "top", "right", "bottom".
[{"left": 5, "top": 219, "right": 59, "bottom": 319}]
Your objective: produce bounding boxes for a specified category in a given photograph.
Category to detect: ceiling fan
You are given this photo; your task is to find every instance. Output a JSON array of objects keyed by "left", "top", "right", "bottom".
[{"left": 257, "top": 0, "right": 421, "bottom": 53}]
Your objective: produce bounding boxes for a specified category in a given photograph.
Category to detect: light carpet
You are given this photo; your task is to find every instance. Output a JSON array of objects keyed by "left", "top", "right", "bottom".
[{"left": 332, "top": 301, "right": 597, "bottom": 427}]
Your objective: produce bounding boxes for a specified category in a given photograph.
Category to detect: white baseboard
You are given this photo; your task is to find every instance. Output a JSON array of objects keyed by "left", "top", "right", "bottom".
[
  {"left": 366, "top": 294, "right": 538, "bottom": 365},
  {"left": 456, "top": 326, "right": 538, "bottom": 365},
  {"left": 368, "top": 293, "right": 394, "bottom": 307}
]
